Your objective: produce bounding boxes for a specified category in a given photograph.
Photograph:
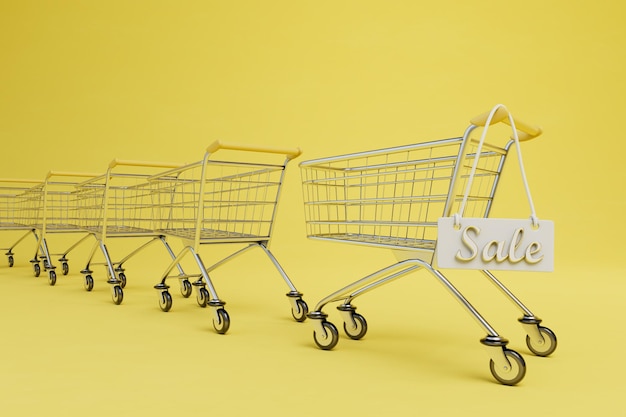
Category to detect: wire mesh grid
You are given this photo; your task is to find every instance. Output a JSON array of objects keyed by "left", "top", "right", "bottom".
[
  {"left": 0, "top": 180, "right": 41, "bottom": 229},
  {"left": 42, "top": 180, "right": 83, "bottom": 231},
  {"left": 76, "top": 173, "right": 161, "bottom": 236},
  {"left": 20, "top": 175, "right": 103, "bottom": 233},
  {"left": 300, "top": 137, "right": 507, "bottom": 250},
  {"left": 19, "top": 183, "right": 45, "bottom": 230},
  {"left": 150, "top": 159, "right": 285, "bottom": 243}
]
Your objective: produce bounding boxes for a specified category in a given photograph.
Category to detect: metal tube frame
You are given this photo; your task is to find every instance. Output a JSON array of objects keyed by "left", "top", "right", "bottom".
[
  {"left": 203, "top": 242, "right": 300, "bottom": 293},
  {"left": 158, "top": 245, "right": 223, "bottom": 304}
]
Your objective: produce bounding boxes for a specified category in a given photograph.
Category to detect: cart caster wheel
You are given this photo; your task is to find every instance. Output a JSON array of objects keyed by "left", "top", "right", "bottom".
[
  {"left": 489, "top": 349, "right": 526, "bottom": 386},
  {"left": 84, "top": 275, "right": 94, "bottom": 291},
  {"left": 343, "top": 312, "right": 368, "bottom": 340},
  {"left": 48, "top": 270, "right": 57, "bottom": 286},
  {"left": 314, "top": 321, "right": 339, "bottom": 350},
  {"left": 8, "top": 255, "right": 14, "bottom": 267},
  {"left": 526, "top": 326, "right": 557, "bottom": 357},
  {"left": 33, "top": 263, "right": 41, "bottom": 277},
  {"left": 159, "top": 291, "right": 173, "bottom": 312},
  {"left": 180, "top": 280, "right": 192, "bottom": 298},
  {"left": 291, "top": 299, "right": 309, "bottom": 322},
  {"left": 212, "top": 309, "right": 230, "bottom": 334},
  {"left": 112, "top": 285, "right": 124, "bottom": 305},
  {"left": 61, "top": 262, "right": 69, "bottom": 275},
  {"left": 118, "top": 272, "right": 127, "bottom": 289},
  {"left": 197, "top": 287, "right": 209, "bottom": 308}
]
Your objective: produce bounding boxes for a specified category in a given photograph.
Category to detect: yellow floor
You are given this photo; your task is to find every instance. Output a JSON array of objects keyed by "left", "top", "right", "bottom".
[
  {"left": 1, "top": 1, "right": 625, "bottom": 415},
  {"left": 1, "top": 237, "right": 622, "bottom": 416}
]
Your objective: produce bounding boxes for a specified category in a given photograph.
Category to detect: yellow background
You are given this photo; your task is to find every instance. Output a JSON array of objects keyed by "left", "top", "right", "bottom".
[{"left": 1, "top": 1, "right": 624, "bottom": 416}]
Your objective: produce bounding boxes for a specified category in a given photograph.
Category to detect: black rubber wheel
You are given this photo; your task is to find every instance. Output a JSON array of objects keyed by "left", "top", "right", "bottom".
[
  {"left": 33, "top": 263, "right": 41, "bottom": 277},
  {"left": 314, "top": 321, "right": 339, "bottom": 350},
  {"left": 112, "top": 285, "right": 124, "bottom": 305},
  {"left": 489, "top": 349, "right": 526, "bottom": 386},
  {"left": 48, "top": 270, "right": 57, "bottom": 286},
  {"left": 526, "top": 326, "right": 558, "bottom": 357},
  {"left": 343, "top": 312, "right": 368, "bottom": 340},
  {"left": 212, "top": 309, "right": 230, "bottom": 334},
  {"left": 196, "top": 287, "right": 209, "bottom": 308},
  {"left": 118, "top": 272, "right": 127, "bottom": 289},
  {"left": 8, "top": 255, "right": 14, "bottom": 268},
  {"left": 84, "top": 275, "right": 94, "bottom": 292},
  {"left": 61, "top": 262, "right": 69, "bottom": 276},
  {"left": 159, "top": 291, "right": 173, "bottom": 312},
  {"left": 180, "top": 280, "right": 192, "bottom": 298},
  {"left": 291, "top": 299, "right": 309, "bottom": 322}
]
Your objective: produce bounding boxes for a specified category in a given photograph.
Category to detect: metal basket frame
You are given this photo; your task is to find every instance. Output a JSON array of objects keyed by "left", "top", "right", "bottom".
[
  {"left": 300, "top": 108, "right": 556, "bottom": 385},
  {"left": 148, "top": 142, "right": 308, "bottom": 333}
]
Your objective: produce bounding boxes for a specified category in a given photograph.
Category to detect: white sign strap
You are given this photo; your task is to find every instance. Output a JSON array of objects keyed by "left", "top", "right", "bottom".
[
  {"left": 437, "top": 104, "right": 554, "bottom": 272},
  {"left": 437, "top": 217, "right": 554, "bottom": 272}
]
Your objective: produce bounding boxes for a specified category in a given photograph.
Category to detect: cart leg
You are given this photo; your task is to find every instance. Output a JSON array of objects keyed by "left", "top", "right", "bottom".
[
  {"left": 192, "top": 251, "right": 229, "bottom": 334},
  {"left": 5, "top": 229, "right": 37, "bottom": 266},
  {"left": 156, "top": 246, "right": 229, "bottom": 333},
  {"left": 154, "top": 246, "right": 192, "bottom": 311},
  {"left": 307, "top": 260, "right": 421, "bottom": 350},
  {"left": 481, "top": 270, "right": 557, "bottom": 357},
  {"left": 422, "top": 264, "right": 526, "bottom": 385},
  {"left": 8, "top": 229, "right": 37, "bottom": 253},
  {"left": 30, "top": 231, "right": 42, "bottom": 276},
  {"left": 29, "top": 230, "right": 48, "bottom": 278},
  {"left": 427, "top": 266, "right": 501, "bottom": 335},
  {"left": 310, "top": 260, "right": 421, "bottom": 313},
  {"left": 80, "top": 240, "right": 101, "bottom": 292},
  {"left": 257, "top": 243, "right": 298, "bottom": 291},
  {"left": 97, "top": 241, "right": 124, "bottom": 305},
  {"left": 335, "top": 264, "right": 420, "bottom": 340},
  {"left": 58, "top": 233, "right": 94, "bottom": 276},
  {"left": 155, "top": 236, "right": 190, "bottom": 297},
  {"left": 114, "top": 236, "right": 163, "bottom": 268},
  {"left": 204, "top": 243, "right": 256, "bottom": 273},
  {"left": 258, "top": 243, "right": 308, "bottom": 322},
  {"left": 38, "top": 237, "right": 58, "bottom": 286},
  {"left": 190, "top": 250, "right": 222, "bottom": 301},
  {"left": 205, "top": 243, "right": 309, "bottom": 322},
  {"left": 156, "top": 245, "right": 194, "bottom": 287},
  {"left": 109, "top": 237, "right": 165, "bottom": 289}
]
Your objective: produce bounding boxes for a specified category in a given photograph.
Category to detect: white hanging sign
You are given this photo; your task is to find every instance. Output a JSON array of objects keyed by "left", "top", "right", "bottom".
[
  {"left": 436, "top": 103, "right": 555, "bottom": 273},
  {"left": 436, "top": 217, "right": 554, "bottom": 272}
]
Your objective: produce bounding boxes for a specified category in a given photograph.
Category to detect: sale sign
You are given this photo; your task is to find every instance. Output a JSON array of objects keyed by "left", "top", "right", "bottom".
[{"left": 436, "top": 217, "right": 554, "bottom": 272}]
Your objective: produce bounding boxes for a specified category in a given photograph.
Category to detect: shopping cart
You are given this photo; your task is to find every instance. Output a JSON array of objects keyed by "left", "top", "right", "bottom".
[
  {"left": 149, "top": 141, "right": 308, "bottom": 334},
  {"left": 0, "top": 179, "right": 41, "bottom": 268},
  {"left": 299, "top": 107, "right": 557, "bottom": 385},
  {"left": 75, "top": 160, "right": 187, "bottom": 305},
  {"left": 23, "top": 172, "right": 101, "bottom": 286}
]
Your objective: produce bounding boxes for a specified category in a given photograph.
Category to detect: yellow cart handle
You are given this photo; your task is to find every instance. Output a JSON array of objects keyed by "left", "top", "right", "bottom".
[
  {"left": 470, "top": 107, "right": 543, "bottom": 141},
  {"left": 0, "top": 178, "right": 42, "bottom": 184},
  {"left": 46, "top": 171, "right": 103, "bottom": 179},
  {"left": 108, "top": 159, "right": 184, "bottom": 170},
  {"left": 206, "top": 140, "right": 302, "bottom": 160}
]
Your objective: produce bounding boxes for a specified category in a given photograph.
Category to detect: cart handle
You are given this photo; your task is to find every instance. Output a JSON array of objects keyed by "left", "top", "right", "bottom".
[
  {"left": 0, "top": 178, "right": 42, "bottom": 184},
  {"left": 108, "top": 159, "right": 184, "bottom": 170},
  {"left": 470, "top": 107, "right": 542, "bottom": 141},
  {"left": 206, "top": 140, "right": 302, "bottom": 160},
  {"left": 46, "top": 171, "right": 103, "bottom": 179}
]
